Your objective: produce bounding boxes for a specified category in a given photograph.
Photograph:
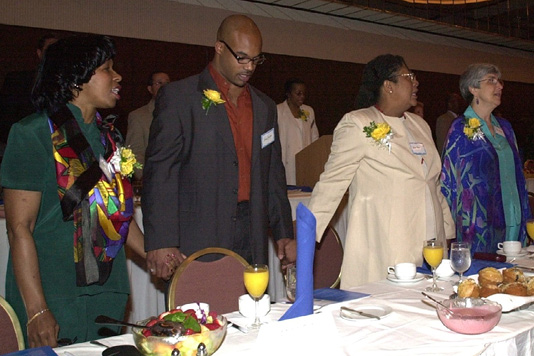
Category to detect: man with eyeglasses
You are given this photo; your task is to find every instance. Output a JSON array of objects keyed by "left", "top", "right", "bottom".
[
  {"left": 126, "top": 71, "right": 170, "bottom": 180},
  {"left": 142, "top": 15, "right": 295, "bottom": 277}
]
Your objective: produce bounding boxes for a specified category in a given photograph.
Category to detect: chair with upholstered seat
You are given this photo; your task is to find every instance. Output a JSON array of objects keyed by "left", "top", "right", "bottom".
[
  {"left": 0, "top": 296, "right": 24, "bottom": 353},
  {"left": 313, "top": 225, "right": 343, "bottom": 289},
  {"left": 167, "top": 247, "right": 249, "bottom": 314}
]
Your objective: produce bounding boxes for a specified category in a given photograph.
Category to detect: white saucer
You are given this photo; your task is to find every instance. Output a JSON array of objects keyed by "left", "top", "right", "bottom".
[
  {"left": 496, "top": 249, "right": 528, "bottom": 258},
  {"left": 339, "top": 304, "right": 392, "bottom": 321},
  {"left": 387, "top": 273, "right": 425, "bottom": 284}
]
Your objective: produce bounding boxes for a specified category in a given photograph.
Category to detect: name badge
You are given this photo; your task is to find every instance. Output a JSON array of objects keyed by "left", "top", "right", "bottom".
[
  {"left": 261, "top": 128, "right": 275, "bottom": 148},
  {"left": 410, "top": 142, "right": 427, "bottom": 155},
  {"left": 495, "top": 127, "right": 505, "bottom": 137}
]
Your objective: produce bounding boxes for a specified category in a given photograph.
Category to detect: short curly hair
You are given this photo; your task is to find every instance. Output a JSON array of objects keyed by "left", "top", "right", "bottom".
[
  {"left": 32, "top": 34, "right": 116, "bottom": 115},
  {"left": 459, "top": 63, "right": 501, "bottom": 104}
]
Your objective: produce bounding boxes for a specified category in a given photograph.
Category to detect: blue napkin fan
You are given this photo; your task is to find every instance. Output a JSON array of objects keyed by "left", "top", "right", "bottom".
[{"left": 279, "top": 203, "right": 316, "bottom": 320}]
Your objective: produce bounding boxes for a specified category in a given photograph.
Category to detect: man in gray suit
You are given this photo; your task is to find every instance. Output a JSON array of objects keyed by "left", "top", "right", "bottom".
[{"left": 142, "top": 14, "right": 295, "bottom": 278}]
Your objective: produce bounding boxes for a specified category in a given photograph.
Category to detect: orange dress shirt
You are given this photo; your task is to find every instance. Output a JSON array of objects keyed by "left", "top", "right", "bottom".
[{"left": 209, "top": 64, "right": 253, "bottom": 202}]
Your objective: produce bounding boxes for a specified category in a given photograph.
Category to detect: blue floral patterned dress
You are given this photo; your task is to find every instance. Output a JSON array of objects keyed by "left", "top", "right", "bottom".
[{"left": 440, "top": 107, "right": 531, "bottom": 253}]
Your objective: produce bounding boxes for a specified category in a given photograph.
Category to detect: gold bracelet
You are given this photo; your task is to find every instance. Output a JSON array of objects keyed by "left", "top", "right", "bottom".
[{"left": 26, "top": 308, "right": 50, "bottom": 327}]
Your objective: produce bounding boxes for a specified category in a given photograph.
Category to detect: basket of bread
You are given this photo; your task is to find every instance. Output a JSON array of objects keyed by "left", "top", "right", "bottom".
[{"left": 458, "top": 267, "right": 534, "bottom": 312}]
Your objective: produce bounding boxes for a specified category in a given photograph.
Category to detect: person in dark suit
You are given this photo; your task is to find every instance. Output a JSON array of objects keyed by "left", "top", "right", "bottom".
[{"left": 142, "top": 14, "right": 295, "bottom": 278}]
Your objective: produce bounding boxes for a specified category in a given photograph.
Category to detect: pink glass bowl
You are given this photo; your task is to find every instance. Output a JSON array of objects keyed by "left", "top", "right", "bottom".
[{"left": 436, "top": 298, "right": 502, "bottom": 335}]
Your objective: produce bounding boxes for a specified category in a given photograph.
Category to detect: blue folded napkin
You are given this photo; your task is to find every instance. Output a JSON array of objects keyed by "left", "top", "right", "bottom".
[
  {"left": 280, "top": 203, "right": 316, "bottom": 321},
  {"left": 417, "top": 259, "right": 513, "bottom": 276},
  {"left": 313, "top": 288, "right": 369, "bottom": 302}
]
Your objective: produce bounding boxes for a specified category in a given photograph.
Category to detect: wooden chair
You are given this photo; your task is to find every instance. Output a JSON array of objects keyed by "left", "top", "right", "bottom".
[
  {"left": 0, "top": 296, "right": 24, "bottom": 353},
  {"left": 167, "top": 247, "right": 249, "bottom": 314},
  {"left": 313, "top": 225, "right": 343, "bottom": 289}
]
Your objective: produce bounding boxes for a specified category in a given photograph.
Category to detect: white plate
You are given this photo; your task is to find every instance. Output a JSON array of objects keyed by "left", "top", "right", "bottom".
[
  {"left": 339, "top": 304, "right": 392, "bottom": 321},
  {"left": 387, "top": 273, "right": 425, "bottom": 284},
  {"left": 496, "top": 249, "right": 528, "bottom": 258}
]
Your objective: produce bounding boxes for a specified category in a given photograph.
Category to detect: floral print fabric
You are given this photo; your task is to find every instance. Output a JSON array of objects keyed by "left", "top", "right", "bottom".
[{"left": 440, "top": 114, "right": 531, "bottom": 253}]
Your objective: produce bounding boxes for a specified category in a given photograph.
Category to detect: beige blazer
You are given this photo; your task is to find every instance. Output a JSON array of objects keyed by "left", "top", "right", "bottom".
[{"left": 307, "top": 106, "right": 455, "bottom": 288}]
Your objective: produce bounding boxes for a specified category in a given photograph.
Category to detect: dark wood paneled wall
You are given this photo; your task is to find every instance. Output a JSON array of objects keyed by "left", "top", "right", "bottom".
[{"left": 1, "top": 24, "right": 533, "bottom": 159}]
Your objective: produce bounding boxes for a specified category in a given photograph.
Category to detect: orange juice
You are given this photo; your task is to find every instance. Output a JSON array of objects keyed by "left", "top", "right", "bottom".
[
  {"left": 527, "top": 220, "right": 534, "bottom": 240},
  {"left": 423, "top": 245, "right": 444, "bottom": 268},
  {"left": 244, "top": 268, "right": 269, "bottom": 299}
]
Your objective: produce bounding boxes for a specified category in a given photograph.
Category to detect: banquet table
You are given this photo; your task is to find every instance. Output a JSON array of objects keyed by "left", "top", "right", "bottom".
[{"left": 54, "top": 265, "right": 534, "bottom": 356}]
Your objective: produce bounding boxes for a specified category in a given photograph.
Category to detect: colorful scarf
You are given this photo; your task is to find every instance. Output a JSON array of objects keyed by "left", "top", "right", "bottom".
[{"left": 49, "top": 106, "right": 134, "bottom": 286}]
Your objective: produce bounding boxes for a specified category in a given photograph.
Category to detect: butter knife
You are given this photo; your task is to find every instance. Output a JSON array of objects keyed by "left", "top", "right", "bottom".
[{"left": 340, "top": 306, "right": 381, "bottom": 320}]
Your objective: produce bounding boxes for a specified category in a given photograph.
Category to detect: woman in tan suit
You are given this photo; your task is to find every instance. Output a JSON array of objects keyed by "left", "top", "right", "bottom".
[{"left": 307, "top": 54, "right": 454, "bottom": 288}]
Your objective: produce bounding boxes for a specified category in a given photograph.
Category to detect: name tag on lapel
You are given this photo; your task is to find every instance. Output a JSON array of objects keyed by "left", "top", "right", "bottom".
[
  {"left": 409, "top": 142, "right": 427, "bottom": 155},
  {"left": 495, "top": 127, "right": 505, "bottom": 137},
  {"left": 261, "top": 128, "right": 275, "bottom": 148}
]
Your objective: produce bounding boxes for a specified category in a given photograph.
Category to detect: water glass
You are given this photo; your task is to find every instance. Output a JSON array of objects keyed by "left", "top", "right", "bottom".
[
  {"left": 450, "top": 242, "right": 471, "bottom": 284},
  {"left": 285, "top": 265, "right": 296, "bottom": 302}
]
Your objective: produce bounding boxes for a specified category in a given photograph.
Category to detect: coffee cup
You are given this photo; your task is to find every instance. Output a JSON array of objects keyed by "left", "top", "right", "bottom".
[
  {"left": 387, "top": 262, "right": 416, "bottom": 280},
  {"left": 239, "top": 294, "right": 270, "bottom": 318},
  {"left": 435, "top": 259, "right": 455, "bottom": 278},
  {"left": 497, "top": 241, "right": 522, "bottom": 255}
]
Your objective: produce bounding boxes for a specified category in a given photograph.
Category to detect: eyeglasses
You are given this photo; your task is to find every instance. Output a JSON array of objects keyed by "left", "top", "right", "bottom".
[
  {"left": 395, "top": 73, "right": 417, "bottom": 82},
  {"left": 219, "top": 40, "right": 266, "bottom": 65},
  {"left": 478, "top": 77, "right": 503, "bottom": 86}
]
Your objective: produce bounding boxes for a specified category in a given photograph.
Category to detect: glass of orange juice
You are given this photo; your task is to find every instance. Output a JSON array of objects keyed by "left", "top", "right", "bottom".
[
  {"left": 423, "top": 240, "right": 444, "bottom": 292},
  {"left": 527, "top": 219, "right": 534, "bottom": 242},
  {"left": 244, "top": 264, "right": 269, "bottom": 328}
]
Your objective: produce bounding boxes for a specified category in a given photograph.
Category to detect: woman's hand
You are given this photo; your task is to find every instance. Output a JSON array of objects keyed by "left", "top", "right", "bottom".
[{"left": 27, "top": 309, "right": 59, "bottom": 348}]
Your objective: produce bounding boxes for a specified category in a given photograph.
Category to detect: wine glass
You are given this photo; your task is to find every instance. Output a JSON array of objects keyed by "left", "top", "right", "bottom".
[
  {"left": 243, "top": 264, "right": 269, "bottom": 329},
  {"left": 450, "top": 242, "right": 471, "bottom": 285},
  {"left": 423, "top": 240, "right": 444, "bottom": 292}
]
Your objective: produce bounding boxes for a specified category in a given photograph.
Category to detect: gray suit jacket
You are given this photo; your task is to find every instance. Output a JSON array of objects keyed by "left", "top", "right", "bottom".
[{"left": 142, "top": 67, "right": 293, "bottom": 264}]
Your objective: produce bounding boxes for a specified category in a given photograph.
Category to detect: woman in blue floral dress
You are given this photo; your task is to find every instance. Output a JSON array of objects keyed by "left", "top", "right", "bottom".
[{"left": 441, "top": 63, "right": 531, "bottom": 253}]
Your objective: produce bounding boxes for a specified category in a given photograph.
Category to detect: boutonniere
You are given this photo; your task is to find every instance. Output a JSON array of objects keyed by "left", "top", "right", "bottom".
[
  {"left": 363, "top": 121, "right": 394, "bottom": 153},
  {"left": 463, "top": 117, "right": 485, "bottom": 141},
  {"left": 298, "top": 109, "right": 310, "bottom": 122},
  {"left": 201, "top": 89, "right": 225, "bottom": 115},
  {"left": 109, "top": 146, "right": 142, "bottom": 178}
]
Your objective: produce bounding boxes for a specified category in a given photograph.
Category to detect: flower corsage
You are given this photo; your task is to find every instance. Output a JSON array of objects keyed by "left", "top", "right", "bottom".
[
  {"left": 298, "top": 109, "right": 310, "bottom": 122},
  {"left": 463, "top": 117, "right": 485, "bottom": 142},
  {"left": 202, "top": 89, "right": 225, "bottom": 115},
  {"left": 363, "top": 121, "right": 394, "bottom": 153},
  {"left": 109, "top": 146, "right": 142, "bottom": 178}
]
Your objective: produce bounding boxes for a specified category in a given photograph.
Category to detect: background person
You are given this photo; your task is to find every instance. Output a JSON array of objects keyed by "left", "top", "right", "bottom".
[
  {"left": 441, "top": 63, "right": 531, "bottom": 253},
  {"left": 125, "top": 71, "right": 170, "bottom": 181},
  {"left": 1, "top": 35, "right": 146, "bottom": 347},
  {"left": 277, "top": 78, "right": 319, "bottom": 185},
  {"left": 306, "top": 54, "right": 454, "bottom": 288},
  {"left": 435, "top": 92, "right": 464, "bottom": 154},
  {"left": 142, "top": 15, "right": 294, "bottom": 279}
]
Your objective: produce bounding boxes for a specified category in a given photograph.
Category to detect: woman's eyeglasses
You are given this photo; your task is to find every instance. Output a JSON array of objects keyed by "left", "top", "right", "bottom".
[
  {"left": 478, "top": 77, "right": 503, "bottom": 86},
  {"left": 395, "top": 73, "right": 416, "bottom": 82}
]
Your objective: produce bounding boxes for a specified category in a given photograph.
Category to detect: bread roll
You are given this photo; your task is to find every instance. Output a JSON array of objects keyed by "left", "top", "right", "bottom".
[
  {"left": 502, "top": 267, "right": 526, "bottom": 284},
  {"left": 479, "top": 284, "right": 501, "bottom": 297},
  {"left": 502, "top": 282, "right": 528, "bottom": 296},
  {"left": 478, "top": 267, "right": 503, "bottom": 287},
  {"left": 458, "top": 278, "right": 480, "bottom": 298}
]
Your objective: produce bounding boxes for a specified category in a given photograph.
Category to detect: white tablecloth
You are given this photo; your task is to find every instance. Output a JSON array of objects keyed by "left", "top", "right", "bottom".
[{"left": 55, "top": 269, "right": 534, "bottom": 356}]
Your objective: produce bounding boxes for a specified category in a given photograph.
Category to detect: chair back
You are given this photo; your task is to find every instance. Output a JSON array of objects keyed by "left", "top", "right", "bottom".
[
  {"left": 0, "top": 296, "right": 24, "bottom": 353},
  {"left": 167, "top": 247, "right": 249, "bottom": 314},
  {"left": 313, "top": 226, "right": 343, "bottom": 289},
  {"left": 529, "top": 192, "right": 534, "bottom": 217}
]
